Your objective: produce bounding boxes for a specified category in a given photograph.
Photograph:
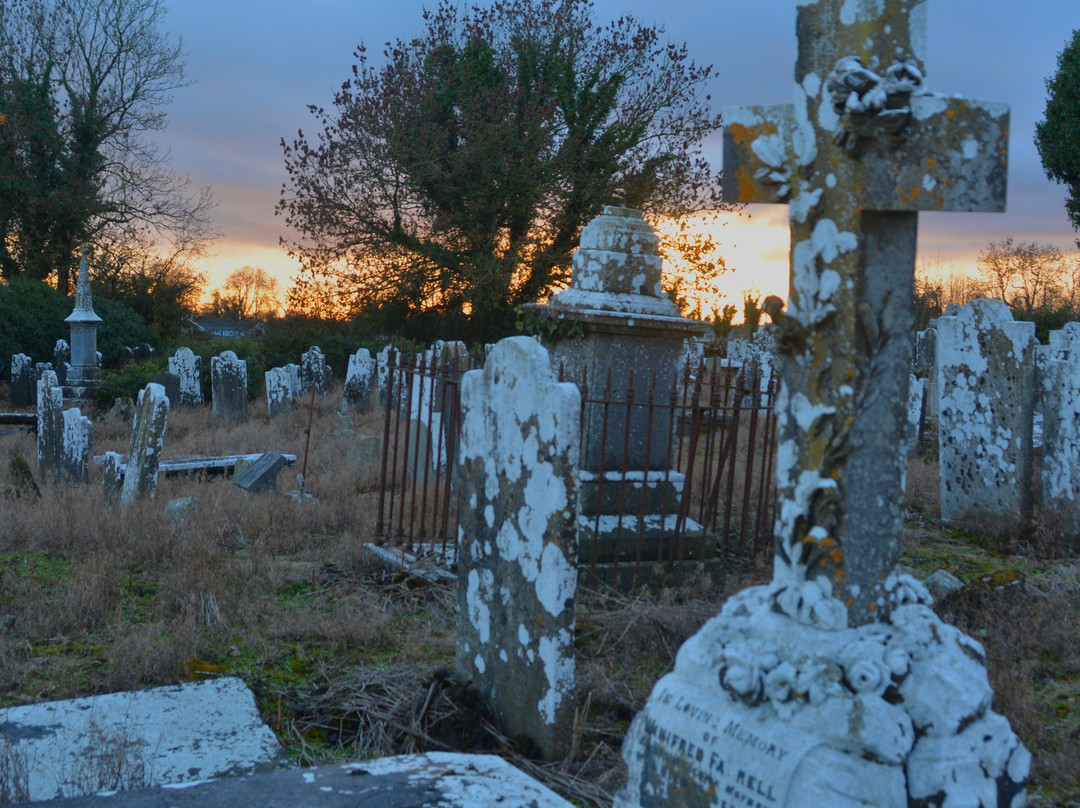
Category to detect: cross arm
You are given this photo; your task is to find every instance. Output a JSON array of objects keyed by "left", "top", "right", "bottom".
[
  {"left": 859, "top": 96, "right": 1010, "bottom": 213},
  {"left": 723, "top": 104, "right": 797, "bottom": 205}
]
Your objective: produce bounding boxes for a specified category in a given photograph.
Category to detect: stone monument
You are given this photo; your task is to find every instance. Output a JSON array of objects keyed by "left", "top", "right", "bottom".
[
  {"left": 617, "top": 2, "right": 1029, "bottom": 805},
  {"left": 527, "top": 207, "right": 710, "bottom": 585},
  {"left": 64, "top": 248, "right": 102, "bottom": 408}
]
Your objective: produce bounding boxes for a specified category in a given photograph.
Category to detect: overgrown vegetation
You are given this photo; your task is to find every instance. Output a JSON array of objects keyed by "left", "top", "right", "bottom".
[{"left": 0, "top": 391, "right": 1076, "bottom": 805}]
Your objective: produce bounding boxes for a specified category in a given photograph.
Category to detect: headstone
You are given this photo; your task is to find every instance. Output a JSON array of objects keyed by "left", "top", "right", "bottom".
[
  {"left": 165, "top": 496, "right": 200, "bottom": 525},
  {"left": 456, "top": 337, "right": 580, "bottom": 761},
  {"left": 36, "top": 370, "right": 63, "bottom": 482},
  {"left": 284, "top": 363, "right": 301, "bottom": 397},
  {"left": 937, "top": 299, "right": 1036, "bottom": 525},
  {"left": 376, "top": 344, "right": 398, "bottom": 405},
  {"left": 54, "top": 339, "right": 70, "bottom": 386},
  {"left": 0, "top": 677, "right": 286, "bottom": 802},
  {"left": 1038, "top": 321, "right": 1080, "bottom": 546},
  {"left": 905, "top": 373, "right": 928, "bottom": 456},
  {"left": 151, "top": 371, "right": 181, "bottom": 408},
  {"left": 9, "top": 456, "right": 40, "bottom": 499},
  {"left": 342, "top": 348, "right": 376, "bottom": 413},
  {"left": 618, "top": 3, "right": 1029, "bottom": 806},
  {"left": 120, "top": 383, "right": 170, "bottom": 504},
  {"left": 233, "top": 451, "right": 288, "bottom": 494},
  {"left": 211, "top": 351, "right": 248, "bottom": 422},
  {"left": 300, "top": 345, "right": 327, "bottom": 395},
  {"left": 61, "top": 408, "right": 93, "bottom": 484},
  {"left": 168, "top": 347, "right": 203, "bottom": 406},
  {"left": 102, "top": 451, "right": 123, "bottom": 502},
  {"left": 407, "top": 341, "right": 469, "bottom": 475},
  {"left": 264, "top": 367, "right": 294, "bottom": 418},
  {"left": 10, "top": 353, "right": 33, "bottom": 407},
  {"left": 347, "top": 434, "right": 381, "bottom": 466}
]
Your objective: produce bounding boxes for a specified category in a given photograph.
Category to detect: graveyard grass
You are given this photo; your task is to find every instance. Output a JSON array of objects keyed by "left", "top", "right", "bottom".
[{"left": 0, "top": 390, "right": 1077, "bottom": 806}]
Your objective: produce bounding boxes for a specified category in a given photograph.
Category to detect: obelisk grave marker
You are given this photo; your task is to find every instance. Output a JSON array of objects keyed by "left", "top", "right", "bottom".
[{"left": 617, "top": 2, "right": 1029, "bottom": 806}]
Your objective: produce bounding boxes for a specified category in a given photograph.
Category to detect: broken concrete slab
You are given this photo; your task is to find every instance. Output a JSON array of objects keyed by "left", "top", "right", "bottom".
[
  {"left": 27, "top": 752, "right": 574, "bottom": 807},
  {"left": 0, "top": 677, "right": 288, "bottom": 802}
]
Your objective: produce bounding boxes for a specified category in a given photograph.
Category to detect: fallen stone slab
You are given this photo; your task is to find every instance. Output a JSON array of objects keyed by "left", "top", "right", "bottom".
[
  {"left": 0, "top": 677, "right": 288, "bottom": 802},
  {"left": 30, "top": 752, "right": 575, "bottom": 808},
  {"left": 233, "top": 451, "right": 288, "bottom": 494},
  {"left": 91, "top": 452, "right": 297, "bottom": 479}
]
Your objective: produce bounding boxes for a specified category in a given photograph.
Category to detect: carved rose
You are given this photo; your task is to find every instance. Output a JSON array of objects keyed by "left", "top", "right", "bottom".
[
  {"left": 719, "top": 643, "right": 763, "bottom": 704},
  {"left": 764, "top": 661, "right": 798, "bottom": 703},
  {"left": 884, "top": 647, "right": 911, "bottom": 678},
  {"left": 845, "top": 659, "right": 891, "bottom": 695}
]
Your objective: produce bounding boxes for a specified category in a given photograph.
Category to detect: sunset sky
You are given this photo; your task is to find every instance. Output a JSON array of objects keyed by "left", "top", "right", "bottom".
[{"left": 152, "top": 0, "right": 1080, "bottom": 314}]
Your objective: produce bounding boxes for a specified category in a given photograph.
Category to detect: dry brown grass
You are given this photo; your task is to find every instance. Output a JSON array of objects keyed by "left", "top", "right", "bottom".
[{"left": 1, "top": 387, "right": 1078, "bottom": 805}]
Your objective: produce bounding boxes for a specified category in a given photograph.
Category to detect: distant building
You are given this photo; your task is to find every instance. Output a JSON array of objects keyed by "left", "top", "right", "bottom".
[{"left": 187, "top": 317, "right": 264, "bottom": 339}]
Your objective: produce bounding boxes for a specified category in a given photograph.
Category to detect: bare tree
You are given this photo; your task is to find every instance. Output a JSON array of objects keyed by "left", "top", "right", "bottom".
[
  {"left": 977, "top": 238, "right": 1067, "bottom": 316},
  {"left": 208, "top": 267, "right": 280, "bottom": 321}
]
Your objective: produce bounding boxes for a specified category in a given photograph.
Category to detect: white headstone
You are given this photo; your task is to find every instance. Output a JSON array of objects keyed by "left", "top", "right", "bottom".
[{"left": 456, "top": 337, "right": 580, "bottom": 761}]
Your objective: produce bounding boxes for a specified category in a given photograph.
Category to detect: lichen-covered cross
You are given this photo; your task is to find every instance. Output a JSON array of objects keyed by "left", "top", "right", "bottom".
[{"left": 724, "top": 0, "right": 1008, "bottom": 626}]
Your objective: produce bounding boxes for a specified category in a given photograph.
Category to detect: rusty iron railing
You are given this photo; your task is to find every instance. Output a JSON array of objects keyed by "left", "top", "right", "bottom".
[
  {"left": 374, "top": 348, "right": 779, "bottom": 586},
  {"left": 574, "top": 357, "right": 779, "bottom": 588},
  {"left": 374, "top": 344, "right": 478, "bottom": 566}
]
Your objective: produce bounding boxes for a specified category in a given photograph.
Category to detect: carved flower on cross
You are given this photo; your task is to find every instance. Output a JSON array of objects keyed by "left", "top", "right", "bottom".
[{"left": 826, "top": 56, "right": 927, "bottom": 150}]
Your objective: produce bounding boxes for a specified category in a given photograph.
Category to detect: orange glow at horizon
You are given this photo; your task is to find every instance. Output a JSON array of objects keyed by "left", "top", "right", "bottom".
[
  {"left": 192, "top": 211, "right": 795, "bottom": 323},
  {"left": 658, "top": 208, "right": 791, "bottom": 324}
]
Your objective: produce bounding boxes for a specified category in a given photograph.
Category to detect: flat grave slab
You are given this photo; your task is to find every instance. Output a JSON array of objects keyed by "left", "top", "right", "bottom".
[
  {"left": 29, "top": 752, "right": 575, "bottom": 808},
  {"left": 91, "top": 452, "right": 297, "bottom": 479},
  {"left": 0, "top": 677, "right": 288, "bottom": 802}
]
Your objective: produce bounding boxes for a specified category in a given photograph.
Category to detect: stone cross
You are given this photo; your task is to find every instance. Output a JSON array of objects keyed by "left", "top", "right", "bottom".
[{"left": 724, "top": 0, "right": 1008, "bottom": 624}]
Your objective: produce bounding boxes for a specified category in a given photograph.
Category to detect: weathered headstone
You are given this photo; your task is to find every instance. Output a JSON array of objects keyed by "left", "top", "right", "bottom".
[
  {"left": 36, "top": 370, "right": 64, "bottom": 482},
  {"left": 10, "top": 353, "right": 33, "bottom": 407},
  {"left": 1037, "top": 322, "right": 1080, "bottom": 546},
  {"left": 120, "top": 383, "right": 170, "bottom": 504},
  {"left": 165, "top": 496, "right": 200, "bottom": 525},
  {"left": 211, "top": 351, "right": 248, "bottom": 422},
  {"left": 233, "top": 451, "right": 288, "bottom": 494},
  {"left": 618, "top": 3, "right": 1028, "bottom": 806},
  {"left": 151, "top": 371, "right": 182, "bottom": 408},
  {"left": 342, "top": 348, "right": 376, "bottom": 413},
  {"left": 937, "top": 299, "right": 1036, "bottom": 525},
  {"left": 54, "top": 339, "right": 70, "bottom": 386},
  {"left": 905, "top": 373, "right": 928, "bottom": 456},
  {"left": 264, "top": 367, "right": 294, "bottom": 418},
  {"left": 168, "top": 347, "right": 203, "bottom": 406},
  {"left": 300, "top": 345, "right": 328, "bottom": 395},
  {"left": 376, "top": 344, "right": 398, "bottom": 405},
  {"left": 102, "top": 451, "right": 123, "bottom": 502},
  {"left": 61, "top": 408, "right": 93, "bottom": 484},
  {"left": 456, "top": 337, "right": 580, "bottom": 761},
  {"left": 347, "top": 433, "right": 382, "bottom": 466}
]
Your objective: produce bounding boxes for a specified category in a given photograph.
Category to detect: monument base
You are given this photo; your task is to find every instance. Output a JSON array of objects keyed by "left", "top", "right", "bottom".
[{"left": 616, "top": 578, "right": 1030, "bottom": 807}]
